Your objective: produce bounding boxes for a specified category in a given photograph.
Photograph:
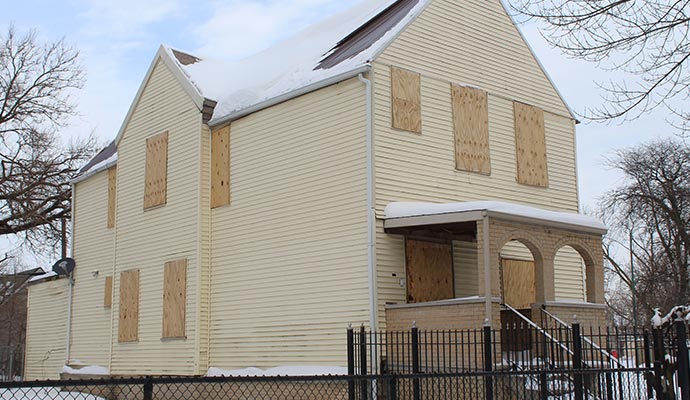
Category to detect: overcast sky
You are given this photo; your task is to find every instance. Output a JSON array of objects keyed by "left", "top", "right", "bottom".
[{"left": 3, "top": 0, "right": 675, "bottom": 265}]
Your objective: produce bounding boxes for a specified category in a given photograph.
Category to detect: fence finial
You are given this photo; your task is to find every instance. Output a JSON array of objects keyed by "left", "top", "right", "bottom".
[
  {"left": 483, "top": 318, "right": 490, "bottom": 327},
  {"left": 572, "top": 314, "right": 578, "bottom": 324},
  {"left": 412, "top": 321, "right": 417, "bottom": 329},
  {"left": 348, "top": 323, "right": 352, "bottom": 329}
]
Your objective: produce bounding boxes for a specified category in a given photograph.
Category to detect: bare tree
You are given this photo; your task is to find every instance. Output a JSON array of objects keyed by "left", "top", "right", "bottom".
[
  {"left": 0, "top": 26, "right": 96, "bottom": 253},
  {"left": 599, "top": 138, "right": 690, "bottom": 325},
  {"left": 509, "top": 0, "right": 690, "bottom": 128}
]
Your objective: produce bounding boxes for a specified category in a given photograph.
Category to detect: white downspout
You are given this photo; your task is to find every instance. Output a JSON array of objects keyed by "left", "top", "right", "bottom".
[
  {"left": 65, "top": 183, "right": 76, "bottom": 364},
  {"left": 483, "top": 212, "right": 492, "bottom": 327},
  {"left": 358, "top": 72, "right": 378, "bottom": 331}
]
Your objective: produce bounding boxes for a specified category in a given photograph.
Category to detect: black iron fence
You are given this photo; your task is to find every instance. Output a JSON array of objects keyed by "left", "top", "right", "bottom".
[
  {"left": 0, "top": 345, "right": 23, "bottom": 382},
  {"left": 2, "top": 321, "right": 690, "bottom": 399},
  {"left": 347, "top": 321, "right": 688, "bottom": 399}
]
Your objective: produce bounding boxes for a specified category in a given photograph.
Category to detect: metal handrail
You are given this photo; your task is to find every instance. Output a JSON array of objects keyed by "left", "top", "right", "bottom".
[
  {"left": 503, "top": 303, "right": 574, "bottom": 358},
  {"left": 539, "top": 307, "right": 626, "bottom": 369}
]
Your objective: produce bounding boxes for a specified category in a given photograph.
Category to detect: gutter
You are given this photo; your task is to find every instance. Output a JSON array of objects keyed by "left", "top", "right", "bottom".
[
  {"left": 209, "top": 65, "right": 372, "bottom": 128},
  {"left": 65, "top": 183, "right": 76, "bottom": 365},
  {"left": 358, "top": 72, "right": 378, "bottom": 331}
]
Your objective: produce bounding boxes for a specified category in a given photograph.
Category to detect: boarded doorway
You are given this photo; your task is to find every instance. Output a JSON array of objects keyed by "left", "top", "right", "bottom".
[
  {"left": 500, "top": 258, "right": 536, "bottom": 351},
  {"left": 405, "top": 238, "right": 454, "bottom": 303},
  {"left": 501, "top": 258, "right": 536, "bottom": 310}
]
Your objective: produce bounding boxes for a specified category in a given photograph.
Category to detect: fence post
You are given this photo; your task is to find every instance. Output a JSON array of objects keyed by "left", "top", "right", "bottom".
[
  {"left": 572, "top": 322, "right": 584, "bottom": 400},
  {"left": 483, "top": 324, "right": 493, "bottom": 400},
  {"left": 7, "top": 347, "right": 13, "bottom": 382},
  {"left": 388, "top": 374, "right": 397, "bottom": 400},
  {"left": 411, "top": 323, "right": 420, "bottom": 400},
  {"left": 347, "top": 325, "right": 355, "bottom": 400},
  {"left": 652, "top": 328, "right": 667, "bottom": 398},
  {"left": 143, "top": 377, "right": 153, "bottom": 400},
  {"left": 359, "top": 325, "right": 368, "bottom": 400},
  {"left": 675, "top": 319, "right": 690, "bottom": 400},
  {"left": 643, "top": 330, "right": 654, "bottom": 399}
]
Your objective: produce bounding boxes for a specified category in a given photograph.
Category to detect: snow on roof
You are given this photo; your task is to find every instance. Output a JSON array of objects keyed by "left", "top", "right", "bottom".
[
  {"left": 169, "top": 0, "right": 429, "bottom": 124},
  {"left": 28, "top": 271, "right": 58, "bottom": 283},
  {"left": 384, "top": 201, "right": 607, "bottom": 233},
  {"left": 73, "top": 141, "right": 118, "bottom": 183}
]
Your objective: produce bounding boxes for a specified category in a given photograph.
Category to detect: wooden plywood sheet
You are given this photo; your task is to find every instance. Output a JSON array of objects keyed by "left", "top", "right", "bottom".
[
  {"left": 452, "top": 84, "right": 490, "bottom": 174},
  {"left": 118, "top": 270, "right": 139, "bottom": 342},
  {"left": 163, "top": 259, "right": 187, "bottom": 338},
  {"left": 211, "top": 125, "right": 231, "bottom": 208},
  {"left": 144, "top": 131, "right": 168, "bottom": 209},
  {"left": 104, "top": 276, "right": 113, "bottom": 308},
  {"left": 107, "top": 166, "right": 117, "bottom": 228},
  {"left": 391, "top": 66, "right": 421, "bottom": 133},
  {"left": 405, "top": 239, "right": 454, "bottom": 303},
  {"left": 501, "top": 258, "right": 535, "bottom": 310},
  {"left": 514, "top": 102, "right": 548, "bottom": 187}
]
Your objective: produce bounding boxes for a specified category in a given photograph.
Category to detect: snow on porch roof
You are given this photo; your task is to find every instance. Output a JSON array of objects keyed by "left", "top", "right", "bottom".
[
  {"left": 384, "top": 201, "right": 607, "bottom": 234},
  {"left": 168, "top": 0, "right": 430, "bottom": 125}
]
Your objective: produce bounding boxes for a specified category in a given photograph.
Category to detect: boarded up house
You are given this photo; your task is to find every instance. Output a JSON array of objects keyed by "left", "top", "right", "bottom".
[{"left": 25, "top": 0, "right": 607, "bottom": 379}]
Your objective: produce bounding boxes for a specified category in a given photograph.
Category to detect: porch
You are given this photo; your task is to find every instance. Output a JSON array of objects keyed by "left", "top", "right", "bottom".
[{"left": 381, "top": 201, "right": 608, "bottom": 331}]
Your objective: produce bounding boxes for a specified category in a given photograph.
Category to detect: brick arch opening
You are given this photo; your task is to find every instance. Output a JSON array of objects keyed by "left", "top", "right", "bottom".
[
  {"left": 496, "top": 232, "right": 547, "bottom": 305},
  {"left": 553, "top": 240, "right": 600, "bottom": 303}
]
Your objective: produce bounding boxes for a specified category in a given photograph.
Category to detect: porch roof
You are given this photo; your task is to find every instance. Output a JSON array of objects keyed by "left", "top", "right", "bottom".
[{"left": 383, "top": 201, "right": 607, "bottom": 235}]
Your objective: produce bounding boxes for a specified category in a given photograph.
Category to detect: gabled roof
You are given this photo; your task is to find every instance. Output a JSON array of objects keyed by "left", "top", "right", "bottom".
[{"left": 168, "top": 0, "right": 430, "bottom": 126}]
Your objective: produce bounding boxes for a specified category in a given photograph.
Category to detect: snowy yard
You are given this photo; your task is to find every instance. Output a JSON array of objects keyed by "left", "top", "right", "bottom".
[{"left": 0, "top": 388, "right": 104, "bottom": 400}]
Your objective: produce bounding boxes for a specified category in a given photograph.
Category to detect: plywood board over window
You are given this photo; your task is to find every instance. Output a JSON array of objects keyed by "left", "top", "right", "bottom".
[
  {"left": 104, "top": 276, "right": 113, "bottom": 308},
  {"left": 107, "top": 166, "right": 117, "bottom": 228},
  {"left": 514, "top": 102, "right": 548, "bottom": 187},
  {"left": 118, "top": 270, "right": 139, "bottom": 342},
  {"left": 405, "top": 238, "right": 454, "bottom": 303},
  {"left": 144, "top": 131, "right": 168, "bottom": 209},
  {"left": 451, "top": 84, "right": 490, "bottom": 174},
  {"left": 391, "top": 66, "right": 421, "bottom": 133},
  {"left": 163, "top": 259, "right": 187, "bottom": 339},
  {"left": 211, "top": 125, "right": 231, "bottom": 208}
]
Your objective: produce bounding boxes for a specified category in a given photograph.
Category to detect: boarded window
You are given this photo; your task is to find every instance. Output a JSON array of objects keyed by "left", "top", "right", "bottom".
[
  {"left": 163, "top": 259, "right": 187, "bottom": 339},
  {"left": 451, "top": 84, "right": 490, "bottom": 174},
  {"left": 391, "top": 66, "right": 421, "bottom": 133},
  {"left": 144, "top": 131, "right": 168, "bottom": 209},
  {"left": 514, "top": 102, "right": 548, "bottom": 187},
  {"left": 211, "top": 125, "right": 231, "bottom": 208},
  {"left": 107, "top": 166, "right": 117, "bottom": 228},
  {"left": 405, "top": 239, "right": 454, "bottom": 303},
  {"left": 104, "top": 276, "right": 113, "bottom": 308},
  {"left": 118, "top": 270, "right": 139, "bottom": 342}
]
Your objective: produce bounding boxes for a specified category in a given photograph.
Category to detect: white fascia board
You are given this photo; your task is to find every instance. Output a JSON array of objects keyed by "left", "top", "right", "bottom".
[
  {"left": 383, "top": 210, "right": 485, "bottom": 229},
  {"left": 113, "top": 45, "right": 206, "bottom": 146}
]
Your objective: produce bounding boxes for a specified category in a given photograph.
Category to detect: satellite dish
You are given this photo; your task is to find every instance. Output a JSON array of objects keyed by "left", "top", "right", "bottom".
[{"left": 52, "top": 258, "right": 76, "bottom": 276}]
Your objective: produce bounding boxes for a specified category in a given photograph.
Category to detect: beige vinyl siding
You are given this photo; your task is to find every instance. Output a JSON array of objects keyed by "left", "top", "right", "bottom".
[
  {"left": 209, "top": 77, "right": 369, "bottom": 368},
  {"left": 373, "top": 0, "right": 582, "bottom": 317},
  {"left": 500, "top": 241, "right": 585, "bottom": 301},
  {"left": 112, "top": 59, "right": 202, "bottom": 375},
  {"left": 554, "top": 247, "right": 586, "bottom": 301},
  {"left": 25, "top": 279, "right": 69, "bottom": 380},
  {"left": 69, "top": 170, "right": 115, "bottom": 367},
  {"left": 453, "top": 241, "right": 479, "bottom": 297}
]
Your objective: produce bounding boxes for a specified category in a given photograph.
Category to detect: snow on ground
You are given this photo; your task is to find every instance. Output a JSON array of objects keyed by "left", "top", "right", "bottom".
[
  {"left": 61, "top": 365, "right": 109, "bottom": 375},
  {"left": 0, "top": 388, "right": 105, "bottom": 400},
  {"left": 207, "top": 365, "right": 348, "bottom": 377}
]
